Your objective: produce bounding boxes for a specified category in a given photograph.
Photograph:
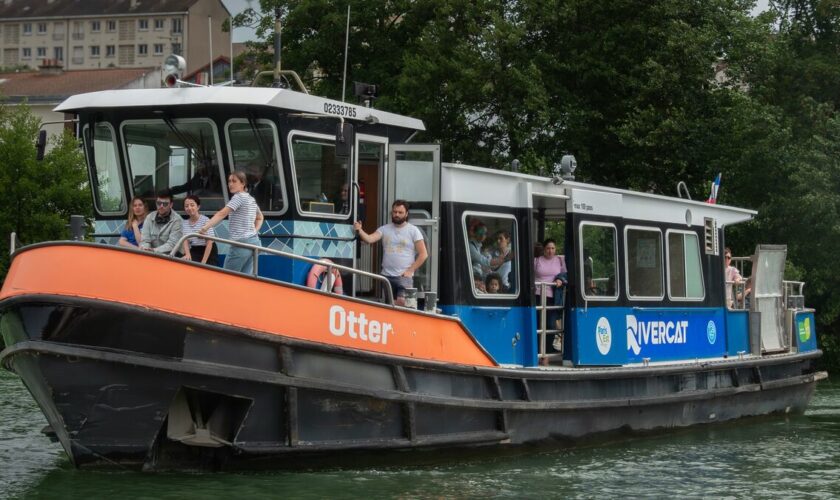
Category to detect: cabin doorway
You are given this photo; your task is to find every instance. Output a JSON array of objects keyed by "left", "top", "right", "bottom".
[
  {"left": 387, "top": 144, "right": 441, "bottom": 299},
  {"left": 532, "top": 192, "right": 570, "bottom": 363},
  {"left": 353, "top": 135, "right": 388, "bottom": 298}
]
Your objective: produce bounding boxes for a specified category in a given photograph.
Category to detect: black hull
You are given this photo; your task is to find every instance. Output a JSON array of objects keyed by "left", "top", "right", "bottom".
[{"left": 0, "top": 297, "right": 826, "bottom": 471}]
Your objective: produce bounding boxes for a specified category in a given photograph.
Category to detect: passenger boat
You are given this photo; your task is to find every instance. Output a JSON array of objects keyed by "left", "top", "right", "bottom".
[{"left": 0, "top": 57, "right": 826, "bottom": 470}]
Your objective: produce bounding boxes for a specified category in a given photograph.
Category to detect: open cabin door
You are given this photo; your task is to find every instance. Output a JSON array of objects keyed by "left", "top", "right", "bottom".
[
  {"left": 387, "top": 144, "right": 441, "bottom": 298},
  {"left": 751, "top": 245, "right": 789, "bottom": 353}
]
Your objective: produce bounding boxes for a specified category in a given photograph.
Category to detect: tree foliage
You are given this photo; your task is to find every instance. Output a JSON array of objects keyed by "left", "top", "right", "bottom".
[{"left": 0, "top": 103, "right": 91, "bottom": 279}]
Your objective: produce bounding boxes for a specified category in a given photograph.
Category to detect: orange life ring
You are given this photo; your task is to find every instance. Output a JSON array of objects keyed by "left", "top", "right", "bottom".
[{"left": 306, "top": 259, "right": 344, "bottom": 294}]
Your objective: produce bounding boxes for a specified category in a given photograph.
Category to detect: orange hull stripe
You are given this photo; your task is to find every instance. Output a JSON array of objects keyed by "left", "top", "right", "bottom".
[{"left": 1, "top": 245, "right": 496, "bottom": 367}]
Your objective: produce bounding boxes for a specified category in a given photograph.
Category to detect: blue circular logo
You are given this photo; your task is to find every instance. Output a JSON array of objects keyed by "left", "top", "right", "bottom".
[{"left": 706, "top": 321, "right": 717, "bottom": 345}]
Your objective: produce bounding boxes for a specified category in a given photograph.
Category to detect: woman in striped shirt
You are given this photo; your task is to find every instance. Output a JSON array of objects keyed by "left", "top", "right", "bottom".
[
  {"left": 200, "top": 171, "right": 264, "bottom": 274},
  {"left": 181, "top": 194, "right": 218, "bottom": 265}
]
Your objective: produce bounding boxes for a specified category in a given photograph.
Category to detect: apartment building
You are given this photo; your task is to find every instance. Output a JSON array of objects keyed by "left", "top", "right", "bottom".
[{"left": 0, "top": 0, "right": 231, "bottom": 74}]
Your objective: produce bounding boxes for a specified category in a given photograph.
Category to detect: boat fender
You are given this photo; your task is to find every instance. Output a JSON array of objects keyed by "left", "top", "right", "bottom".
[{"left": 306, "top": 259, "right": 344, "bottom": 294}]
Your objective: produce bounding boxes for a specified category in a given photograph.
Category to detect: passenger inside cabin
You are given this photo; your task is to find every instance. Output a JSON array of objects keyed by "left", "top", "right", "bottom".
[
  {"left": 118, "top": 196, "right": 148, "bottom": 248},
  {"left": 140, "top": 190, "right": 184, "bottom": 254},
  {"left": 492, "top": 230, "right": 514, "bottom": 290},
  {"left": 485, "top": 273, "right": 502, "bottom": 294},
  {"left": 181, "top": 195, "right": 218, "bottom": 266},
  {"left": 468, "top": 220, "right": 493, "bottom": 278}
]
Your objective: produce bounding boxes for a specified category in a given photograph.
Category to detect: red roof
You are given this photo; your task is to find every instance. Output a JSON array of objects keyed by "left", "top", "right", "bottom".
[{"left": 0, "top": 67, "right": 158, "bottom": 101}]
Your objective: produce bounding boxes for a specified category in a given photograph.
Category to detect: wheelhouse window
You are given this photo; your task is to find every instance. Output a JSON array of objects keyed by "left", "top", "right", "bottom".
[
  {"left": 84, "top": 122, "right": 125, "bottom": 214},
  {"left": 579, "top": 222, "right": 618, "bottom": 300},
  {"left": 667, "top": 230, "right": 705, "bottom": 300},
  {"left": 625, "top": 227, "right": 664, "bottom": 300},
  {"left": 290, "top": 133, "right": 350, "bottom": 218},
  {"left": 121, "top": 119, "right": 224, "bottom": 211},
  {"left": 463, "top": 213, "right": 519, "bottom": 297},
  {"left": 226, "top": 119, "right": 286, "bottom": 213}
]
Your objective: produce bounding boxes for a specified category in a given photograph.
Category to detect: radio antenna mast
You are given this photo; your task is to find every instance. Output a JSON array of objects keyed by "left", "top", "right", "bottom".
[{"left": 341, "top": 5, "right": 350, "bottom": 102}]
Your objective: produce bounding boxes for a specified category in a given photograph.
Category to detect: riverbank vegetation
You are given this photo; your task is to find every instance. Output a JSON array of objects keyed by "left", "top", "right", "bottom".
[{"left": 232, "top": 0, "right": 840, "bottom": 370}]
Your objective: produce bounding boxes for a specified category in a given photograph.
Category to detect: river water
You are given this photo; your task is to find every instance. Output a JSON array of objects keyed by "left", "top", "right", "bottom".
[{"left": 1, "top": 369, "right": 838, "bottom": 499}]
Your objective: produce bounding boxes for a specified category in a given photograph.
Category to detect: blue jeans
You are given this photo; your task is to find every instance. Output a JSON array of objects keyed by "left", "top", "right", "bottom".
[{"left": 224, "top": 235, "right": 261, "bottom": 274}]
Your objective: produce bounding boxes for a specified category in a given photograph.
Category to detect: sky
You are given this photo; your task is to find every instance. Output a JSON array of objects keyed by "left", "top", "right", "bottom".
[{"left": 221, "top": 0, "right": 260, "bottom": 43}]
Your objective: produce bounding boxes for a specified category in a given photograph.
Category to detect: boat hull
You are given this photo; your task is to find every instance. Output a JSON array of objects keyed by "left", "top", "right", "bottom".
[{"left": 0, "top": 295, "right": 825, "bottom": 470}]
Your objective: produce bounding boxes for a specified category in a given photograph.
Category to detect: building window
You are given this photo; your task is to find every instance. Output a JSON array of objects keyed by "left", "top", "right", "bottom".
[
  {"left": 138, "top": 44, "right": 148, "bottom": 56},
  {"left": 90, "top": 45, "right": 100, "bottom": 57},
  {"left": 138, "top": 19, "right": 148, "bottom": 31},
  {"left": 53, "top": 46, "right": 63, "bottom": 61},
  {"left": 463, "top": 213, "right": 519, "bottom": 297},
  {"left": 625, "top": 226, "right": 664, "bottom": 300},
  {"left": 37, "top": 47, "right": 46, "bottom": 58},
  {"left": 171, "top": 42, "right": 181, "bottom": 55},
  {"left": 106, "top": 45, "right": 115, "bottom": 57},
  {"left": 22, "top": 23, "right": 32, "bottom": 35},
  {"left": 22, "top": 47, "right": 31, "bottom": 59},
  {"left": 37, "top": 23, "right": 47, "bottom": 34},
  {"left": 72, "top": 46, "right": 83, "bottom": 64},
  {"left": 153, "top": 43, "right": 164, "bottom": 55},
  {"left": 91, "top": 20, "right": 101, "bottom": 32},
  {"left": 171, "top": 18, "right": 182, "bottom": 34},
  {"left": 107, "top": 20, "right": 116, "bottom": 32},
  {"left": 53, "top": 22, "right": 65, "bottom": 40},
  {"left": 154, "top": 19, "right": 164, "bottom": 31},
  {"left": 579, "top": 222, "right": 618, "bottom": 300}
]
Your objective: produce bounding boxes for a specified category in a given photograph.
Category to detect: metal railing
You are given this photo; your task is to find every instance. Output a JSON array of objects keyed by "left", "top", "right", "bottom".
[
  {"left": 536, "top": 281, "right": 565, "bottom": 364},
  {"left": 171, "top": 233, "right": 395, "bottom": 306},
  {"left": 784, "top": 280, "right": 806, "bottom": 310}
]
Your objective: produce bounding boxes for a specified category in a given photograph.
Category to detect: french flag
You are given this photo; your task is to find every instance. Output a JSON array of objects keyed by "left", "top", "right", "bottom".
[{"left": 706, "top": 173, "right": 721, "bottom": 204}]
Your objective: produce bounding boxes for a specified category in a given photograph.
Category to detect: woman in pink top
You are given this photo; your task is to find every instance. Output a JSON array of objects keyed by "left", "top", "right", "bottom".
[
  {"left": 534, "top": 239, "right": 567, "bottom": 298},
  {"left": 535, "top": 238, "right": 567, "bottom": 356}
]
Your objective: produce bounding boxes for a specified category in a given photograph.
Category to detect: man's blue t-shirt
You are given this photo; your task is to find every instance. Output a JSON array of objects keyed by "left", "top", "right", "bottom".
[{"left": 120, "top": 222, "right": 143, "bottom": 246}]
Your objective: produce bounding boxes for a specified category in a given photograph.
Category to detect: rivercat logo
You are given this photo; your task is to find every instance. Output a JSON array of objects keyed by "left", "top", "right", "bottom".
[
  {"left": 626, "top": 315, "right": 688, "bottom": 356},
  {"left": 329, "top": 305, "right": 393, "bottom": 345},
  {"left": 595, "top": 317, "right": 612, "bottom": 355}
]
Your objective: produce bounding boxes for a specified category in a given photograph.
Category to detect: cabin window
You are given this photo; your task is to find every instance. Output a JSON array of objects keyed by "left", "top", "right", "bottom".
[
  {"left": 625, "top": 226, "right": 664, "bottom": 300},
  {"left": 462, "top": 212, "right": 519, "bottom": 298},
  {"left": 579, "top": 222, "right": 618, "bottom": 300},
  {"left": 667, "top": 230, "right": 705, "bottom": 300},
  {"left": 289, "top": 132, "right": 351, "bottom": 218},
  {"left": 225, "top": 119, "right": 287, "bottom": 214},
  {"left": 121, "top": 119, "right": 225, "bottom": 211},
  {"left": 84, "top": 122, "right": 125, "bottom": 214}
]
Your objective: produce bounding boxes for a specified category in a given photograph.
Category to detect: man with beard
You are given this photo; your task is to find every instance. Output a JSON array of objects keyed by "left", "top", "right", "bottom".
[
  {"left": 354, "top": 200, "right": 427, "bottom": 306},
  {"left": 140, "top": 189, "right": 184, "bottom": 254}
]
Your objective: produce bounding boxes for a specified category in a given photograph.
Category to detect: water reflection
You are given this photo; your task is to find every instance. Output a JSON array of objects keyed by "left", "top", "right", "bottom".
[{"left": 2, "top": 371, "right": 839, "bottom": 499}]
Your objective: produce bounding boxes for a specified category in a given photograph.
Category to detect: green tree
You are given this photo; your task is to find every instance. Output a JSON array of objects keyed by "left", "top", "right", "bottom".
[{"left": 0, "top": 103, "right": 91, "bottom": 280}]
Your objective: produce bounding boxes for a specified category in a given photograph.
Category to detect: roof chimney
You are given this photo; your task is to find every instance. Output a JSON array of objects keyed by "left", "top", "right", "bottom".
[{"left": 38, "top": 59, "right": 64, "bottom": 75}]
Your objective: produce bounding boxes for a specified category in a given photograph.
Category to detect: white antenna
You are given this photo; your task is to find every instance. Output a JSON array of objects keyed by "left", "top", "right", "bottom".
[
  {"left": 341, "top": 5, "right": 350, "bottom": 102},
  {"left": 208, "top": 16, "right": 214, "bottom": 85}
]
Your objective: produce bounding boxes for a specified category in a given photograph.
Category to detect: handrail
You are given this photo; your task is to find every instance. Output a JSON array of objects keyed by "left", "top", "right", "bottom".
[
  {"left": 536, "top": 281, "right": 565, "bottom": 362},
  {"left": 171, "top": 232, "right": 395, "bottom": 306},
  {"left": 9, "top": 232, "right": 21, "bottom": 255}
]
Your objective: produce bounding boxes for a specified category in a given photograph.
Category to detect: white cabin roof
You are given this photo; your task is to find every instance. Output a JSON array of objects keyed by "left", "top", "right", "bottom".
[
  {"left": 441, "top": 162, "right": 756, "bottom": 227},
  {"left": 54, "top": 86, "right": 426, "bottom": 132}
]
